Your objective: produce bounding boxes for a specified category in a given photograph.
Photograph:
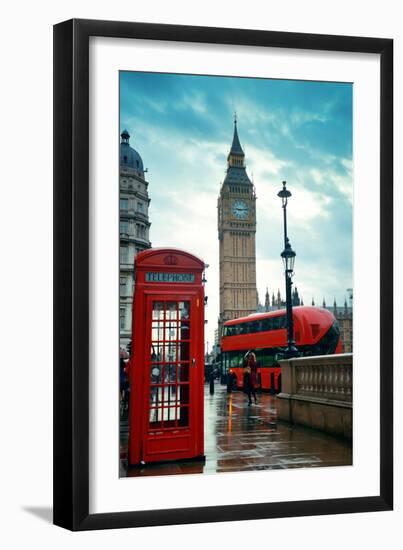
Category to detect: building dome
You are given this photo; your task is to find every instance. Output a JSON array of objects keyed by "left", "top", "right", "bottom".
[{"left": 120, "top": 129, "right": 144, "bottom": 175}]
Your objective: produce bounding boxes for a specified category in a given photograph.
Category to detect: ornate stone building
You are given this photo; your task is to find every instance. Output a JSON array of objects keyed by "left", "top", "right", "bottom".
[
  {"left": 260, "top": 286, "right": 301, "bottom": 312},
  {"left": 119, "top": 129, "right": 151, "bottom": 349},
  {"left": 330, "top": 298, "right": 353, "bottom": 353},
  {"left": 217, "top": 119, "right": 257, "bottom": 332}
]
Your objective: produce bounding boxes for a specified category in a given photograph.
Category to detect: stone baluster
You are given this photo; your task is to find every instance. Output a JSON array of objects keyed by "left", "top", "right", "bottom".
[{"left": 339, "top": 365, "right": 345, "bottom": 396}]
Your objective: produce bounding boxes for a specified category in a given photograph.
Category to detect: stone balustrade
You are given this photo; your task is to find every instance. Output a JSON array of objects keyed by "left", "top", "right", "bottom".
[{"left": 277, "top": 353, "right": 352, "bottom": 438}]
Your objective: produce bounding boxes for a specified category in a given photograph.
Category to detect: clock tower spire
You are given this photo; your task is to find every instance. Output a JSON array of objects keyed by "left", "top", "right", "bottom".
[
  {"left": 228, "top": 113, "right": 245, "bottom": 166},
  {"left": 217, "top": 118, "right": 257, "bottom": 333}
]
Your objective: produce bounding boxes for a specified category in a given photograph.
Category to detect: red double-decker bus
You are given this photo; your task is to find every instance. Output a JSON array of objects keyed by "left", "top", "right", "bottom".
[{"left": 221, "top": 306, "right": 342, "bottom": 392}]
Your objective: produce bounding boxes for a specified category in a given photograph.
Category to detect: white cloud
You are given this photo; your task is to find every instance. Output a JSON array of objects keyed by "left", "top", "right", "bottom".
[
  {"left": 175, "top": 90, "right": 208, "bottom": 115},
  {"left": 224, "top": 96, "right": 279, "bottom": 127},
  {"left": 290, "top": 111, "right": 328, "bottom": 125},
  {"left": 246, "top": 143, "right": 290, "bottom": 178},
  {"left": 308, "top": 161, "right": 353, "bottom": 204}
]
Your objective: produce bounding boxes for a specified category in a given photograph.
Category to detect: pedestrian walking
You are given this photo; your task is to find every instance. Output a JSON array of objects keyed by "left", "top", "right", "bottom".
[
  {"left": 248, "top": 351, "right": 258, "bottom": 404},
  {"left": 243, "top": 353, "right": 257, "bottom": 405},
  {"left": 120, "top": 357, "right": 130, "bottom": 414}
]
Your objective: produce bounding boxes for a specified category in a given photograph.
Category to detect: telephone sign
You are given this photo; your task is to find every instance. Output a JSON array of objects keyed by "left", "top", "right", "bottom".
[{"left": 145, "top": 272, "right": 195, "bottom": 283}]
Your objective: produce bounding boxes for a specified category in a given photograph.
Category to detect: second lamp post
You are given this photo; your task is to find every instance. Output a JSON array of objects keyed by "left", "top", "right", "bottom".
[{"left": 277, "top": 180, "right": 298, "bottom": 357}]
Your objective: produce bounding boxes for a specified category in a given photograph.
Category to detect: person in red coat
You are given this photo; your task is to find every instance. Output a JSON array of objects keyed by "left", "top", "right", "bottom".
[{"left": 248, "top": 352, "right": 258, "bottom": 404}]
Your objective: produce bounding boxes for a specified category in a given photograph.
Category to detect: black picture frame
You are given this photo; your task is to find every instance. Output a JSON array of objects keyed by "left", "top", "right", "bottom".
[{"left": 53, "top": 18, "right": 393, "bottom": 531}]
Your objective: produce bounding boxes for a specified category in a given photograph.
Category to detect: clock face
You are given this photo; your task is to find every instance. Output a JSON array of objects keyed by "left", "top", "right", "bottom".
[{"left": 232, "top": 200, "right": 249, "bottom": 219}]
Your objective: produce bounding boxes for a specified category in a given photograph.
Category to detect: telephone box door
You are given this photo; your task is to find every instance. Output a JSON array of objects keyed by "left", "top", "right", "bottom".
[{"left": 141, "top": 294, "right": 202, "bottom": 463}]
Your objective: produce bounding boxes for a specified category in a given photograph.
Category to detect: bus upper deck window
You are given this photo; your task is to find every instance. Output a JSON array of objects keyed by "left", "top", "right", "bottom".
[
  {"left": 262, "top": 319, "right": 270, "bottom": 331},
  {"left": 279, "top": 316, "right": 287, "bottom": 329},
  {"left": 272, "top": 317, "right": 280, "bottom": 330}
]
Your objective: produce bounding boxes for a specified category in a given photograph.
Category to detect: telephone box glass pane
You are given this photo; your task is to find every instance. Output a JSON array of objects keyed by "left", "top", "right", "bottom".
[
  {"left": 178, "top": 363, "right": 189, "bottom": 382},
  {"left": 163, "top": 406, "right": 176, "bottom": 422},
  {"left": 180, "top": 323, "right": 190, "bottom": 340},
  {"left": 162, "top": 385, "right": 175, "bottom": 404},
  {"left": 150, "top": 385, "right": 162, "bottom": 406},
  {"left": 177, "top": 407, "right": 189, "bottom": 427},
  {"left": 151, "top": 344, "right": 163, "bottom": 362},
  {"left": 165, "top": 363, "right": 176, "bottom": 383},
  {"left": 150, "top": 365, "right": 162, "bottom": 384},
  {"left": 179, "top": 384, "right": 189, "bottom": 405},
  {"left": 179, "top": 301, "right": 190, "bottom": 320},
  {"left": 165, "top": 323, "right": 178, "bottom": 341},
  {"left": 178, "top": 341, "right": 190, "bottom": 361},
  {"left": 164, "top": 385, "right": 178, "bottom": 401},
  {"left": 164, "top": 344, "right": 177, "bottom": 362},
  {"left": 152, "top": 323, "right": 164, "bottom": 342},
  {"left": 152, "top": 302, "right": 164, "bottom": 320},
  {"left": 166, "top": 302, "right": 177, "bottom": 320},
  {"left": 149, "top": 407, "right": 162, "bottom": 425}
]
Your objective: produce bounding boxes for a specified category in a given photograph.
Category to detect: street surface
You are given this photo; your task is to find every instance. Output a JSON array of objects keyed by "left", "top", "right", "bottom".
[{"left": 120, "top": 384, "right": 352, "bottom": 477}]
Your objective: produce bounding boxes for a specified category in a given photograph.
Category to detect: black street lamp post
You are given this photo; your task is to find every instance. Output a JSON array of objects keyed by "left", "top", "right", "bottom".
[{"left": 278, "top": 181, "right": 298, "bottom": 358}]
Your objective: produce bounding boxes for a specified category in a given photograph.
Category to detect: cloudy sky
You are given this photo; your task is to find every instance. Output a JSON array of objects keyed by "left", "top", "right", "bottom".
[{"left": 120, "top": 71, "right": 353, "bottom": 348}]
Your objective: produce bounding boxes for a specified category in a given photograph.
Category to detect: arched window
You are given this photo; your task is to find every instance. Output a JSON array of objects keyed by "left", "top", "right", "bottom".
[{"left": 120, "top": 307, "right": 126, "bottom": 330}]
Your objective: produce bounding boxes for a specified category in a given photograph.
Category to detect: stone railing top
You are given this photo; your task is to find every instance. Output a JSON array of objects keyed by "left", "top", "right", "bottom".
[{"left": 278, "top": 353, "right": 352, "bottom": 367}]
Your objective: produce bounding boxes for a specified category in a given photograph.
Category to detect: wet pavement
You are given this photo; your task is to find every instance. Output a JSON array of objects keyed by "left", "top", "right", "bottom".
[{"left": 120, "top": 384, "right": 352, "bottom": 477}]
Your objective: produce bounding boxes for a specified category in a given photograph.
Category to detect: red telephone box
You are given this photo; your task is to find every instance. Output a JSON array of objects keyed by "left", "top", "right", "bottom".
[{"left": 129, "top": 248, "right": 205, "bottom": 466}]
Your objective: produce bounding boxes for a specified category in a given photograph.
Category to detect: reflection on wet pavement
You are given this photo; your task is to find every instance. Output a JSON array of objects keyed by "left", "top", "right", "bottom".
[{"left": 120, "top": 384, "right": 352, "bottom": 478}]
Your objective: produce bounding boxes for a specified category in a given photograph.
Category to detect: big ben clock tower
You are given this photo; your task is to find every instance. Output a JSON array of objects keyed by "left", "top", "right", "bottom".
[{"left": 218, "top": 117, "right": 258, "bottom": 331}]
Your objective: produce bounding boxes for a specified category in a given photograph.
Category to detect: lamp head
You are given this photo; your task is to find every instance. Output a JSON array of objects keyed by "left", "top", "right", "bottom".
[
  {"left": 277, "top": 180, "right": 292, "bottom": 201},
  {"left": 281, "top": 238, "right": 296, "bottom": 272}
]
